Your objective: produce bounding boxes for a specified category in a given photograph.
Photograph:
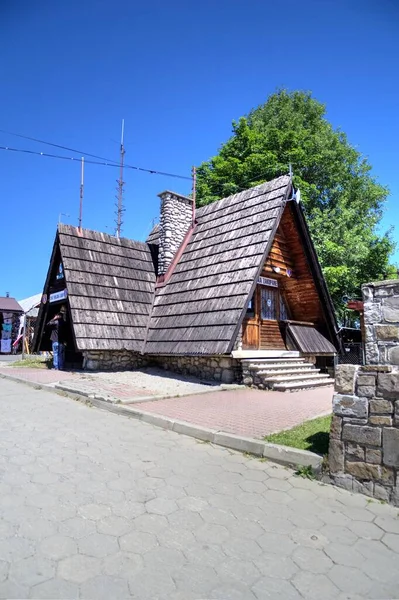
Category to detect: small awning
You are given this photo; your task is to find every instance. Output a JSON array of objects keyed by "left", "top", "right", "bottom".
[{"left": 286, "top": 322, "right": 336, "bottom": 355}]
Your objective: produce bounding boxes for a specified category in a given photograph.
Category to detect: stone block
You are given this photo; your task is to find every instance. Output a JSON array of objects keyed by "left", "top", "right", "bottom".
[
  {"left": 219, "top": 357, "right": 232, "bottom": 369},
  {"left": 365, "top": 448, "right": 382, "bottom": 464},
  {"left": 360, "top": 365, "right": 392, "bottom": 372},
  {"left": 343, "top": 417, "right": 368, "bottom": 426},
  {"left": 330, "top": 416, "right": 342, "bottom": 440},
  {"left": 352, "top": 479, "right": 374, "bottom": 497},
  {"left": 382, "top": 296, "right": 399, "bottom": 323},
  {"left": 346, "top": 461, "right": 380, "bottom": 480},
  {"left": 221, "top": 369, "right": 234, "bottom": 384},
  {"left": 377, "top": 372, "right": 399, "bottom": 398},
  {"left": 334, "top": 365, "right": 359, "bottom": 394},
  {"left": 373, "top": 483, "right": 390, "bottom": 502},
  {"left": 333, "top": 474, "right": 353, "bottom": 492},
  {"left": 357, "top": 386, "right": 375, "bottom": 398},
  {"left": 357, "top": 375, "right": 376, "bottom": 386},
  {"left": 346, "top": 443, "right": 364, "bottom": 460},
  {"left": 332, "top": 395, "right": 368, "bottom": 419},
  {"left": 370, "top": 398, "right": 394, "bottom": 414},
  {"left": 368, "top": 415, "right": 392, "bottom": 426},
  {"left": 361, "top": 284, "right": 373, "bottom": 301},
  {"left": 364, "top": 324, "right": 375, "bottom": 342},
  {"left": 342, "top": 424, "right": 381, "bottom": 446},
  {"left": 328, "top": 440, "right": 344, "bottom": 473},
  {"left": 375, "top": 325, "right": 399, "bottom": 341},
  {"left": 364, "top": 301, "right": 382, "bottom": 323},
  {"left": 380, "top": 466, "right": 395, "bottom": 485},
  {"left": 383, "top": 428, "right": 399, "bottom": 467},
  {"left": 365, "top": 342, "right": 379, "bottom": 364},
  {"left": 388, "top": 347, "right": 399, "bottom": 366}
]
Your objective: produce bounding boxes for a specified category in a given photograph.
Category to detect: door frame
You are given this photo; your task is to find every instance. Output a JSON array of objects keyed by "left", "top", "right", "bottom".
[{"left": 242, "top": 280, "right": 289, "bottom": 350}]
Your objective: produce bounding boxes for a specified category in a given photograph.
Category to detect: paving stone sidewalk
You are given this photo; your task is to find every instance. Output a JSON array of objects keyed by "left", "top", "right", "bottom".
[
  {"left": 0, "top": 365, "right": 227, "bottom": 401},
  {"left": 136, "top": 387, "right": 334, "bottom": 438},
  {"left": 0, "top": 365, "right": 333, "bottom": 439},
  {"left": 1, "top": 377, "right": 399, "bottom": 600}
]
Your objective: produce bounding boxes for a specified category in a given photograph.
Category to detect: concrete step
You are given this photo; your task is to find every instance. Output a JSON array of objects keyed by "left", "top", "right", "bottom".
[
  {"left": 241, "top": 357, "right": 307, "bottom": 364},
  {"left": 257, "top": 367, "right": 318, "bottom": 376},
  {"left": 262, "top": 371, "right": 323, "bottom": 382},
  {"left": 273, "top": 378, "right": 334, "bottom": 392},
  {"left": 246, "top": 362, "right": 313, "bottom": 372}
]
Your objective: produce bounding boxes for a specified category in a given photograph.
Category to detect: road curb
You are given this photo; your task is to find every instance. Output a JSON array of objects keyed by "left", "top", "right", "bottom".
[{"left": 0, "top": 371, "right": 322, "bottom": 471}]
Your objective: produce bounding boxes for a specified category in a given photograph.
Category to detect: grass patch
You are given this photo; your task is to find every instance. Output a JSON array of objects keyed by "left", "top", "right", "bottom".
[
  {"left": 11, "top": 356, "right": 52, "bottom": 369},
  {"left": 264, "top": 414, "right": 332, "bottom": 456}
]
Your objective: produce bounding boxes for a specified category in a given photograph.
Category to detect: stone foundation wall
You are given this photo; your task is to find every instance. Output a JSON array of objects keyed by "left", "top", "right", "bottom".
[
  {"left": 82, "top": 350, "right": 148, "bottom": 371},
  {"left": 329, "top": 364, "right": 399, "bottom": 504},
  {"left": 83, "top": 351, "right": 242, "bottom": 384},
  {"left": 149, "top": 355, "right": 242, "bottom": 384}
]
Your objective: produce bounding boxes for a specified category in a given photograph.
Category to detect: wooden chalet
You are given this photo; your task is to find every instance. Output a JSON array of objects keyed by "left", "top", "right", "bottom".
[{"left": 34, "top": 175, "right": 340, "bottom": 390}]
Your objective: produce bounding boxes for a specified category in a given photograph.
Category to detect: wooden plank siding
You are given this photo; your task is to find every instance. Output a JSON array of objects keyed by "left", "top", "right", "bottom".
[
  {"left": 277, "top": 205, "right": 325, "bottom": 325},
  {"left": 145, "top": 176, "right": 291, "bottom": 355},
  {"left": 58, "top": 224, "right": 156, "bottom": 352}
]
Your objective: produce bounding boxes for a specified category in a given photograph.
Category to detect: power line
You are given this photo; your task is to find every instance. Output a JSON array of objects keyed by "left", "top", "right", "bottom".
[{"left": 0, "top": 144, "right": 192, "bottom": 180}]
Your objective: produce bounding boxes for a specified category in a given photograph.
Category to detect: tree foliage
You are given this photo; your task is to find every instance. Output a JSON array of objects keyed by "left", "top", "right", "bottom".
[{"left": 196, "top": 90, "right": 396, "bottom": 321}]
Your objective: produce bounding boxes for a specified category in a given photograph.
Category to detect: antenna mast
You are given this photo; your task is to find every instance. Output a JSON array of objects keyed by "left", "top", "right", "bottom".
[
  {"left": 115, "top": 119, "right": 125, "bottom": 238},
  {"left": 191, "top": 166, "right": 196, "bottom": 227},
  {"left": 79, "top": 157, "right": 84, "bottom": 230}
]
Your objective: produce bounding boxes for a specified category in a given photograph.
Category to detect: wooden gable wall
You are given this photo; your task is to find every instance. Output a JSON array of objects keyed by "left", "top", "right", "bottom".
[{"left": 262, "top": 203, "right": 324, "bottom": 325}]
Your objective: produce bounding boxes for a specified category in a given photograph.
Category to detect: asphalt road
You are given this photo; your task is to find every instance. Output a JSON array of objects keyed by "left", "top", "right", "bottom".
[{"left": 0, "top": 378, "right": 398, "bottom": 599}]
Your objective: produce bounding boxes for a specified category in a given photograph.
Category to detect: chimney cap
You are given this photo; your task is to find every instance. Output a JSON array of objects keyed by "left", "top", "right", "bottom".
[{"left": 158, "top": 190, "right": 193, "bottom": 202}]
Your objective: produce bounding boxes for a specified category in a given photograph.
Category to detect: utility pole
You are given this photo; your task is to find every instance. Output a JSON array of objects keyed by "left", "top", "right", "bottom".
[
  {"left": 115, "top": 119, "right": 125, "bottom": 238},
  {"left": 79, "top": 157, "right": 84, "bottom": 231}
]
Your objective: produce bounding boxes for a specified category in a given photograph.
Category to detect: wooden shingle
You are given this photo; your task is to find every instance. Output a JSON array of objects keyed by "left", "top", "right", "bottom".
[
  {"left": 145, "top": 176, "right": 291, "bottom": 355},
  {"left": 58, "top": 224, "right": 156, "bottom": 352}
]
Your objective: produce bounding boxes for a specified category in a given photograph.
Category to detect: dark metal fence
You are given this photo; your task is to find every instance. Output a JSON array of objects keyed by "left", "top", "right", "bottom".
[{"left": 337, "top": 343, "right": 364, "bottom": 365}]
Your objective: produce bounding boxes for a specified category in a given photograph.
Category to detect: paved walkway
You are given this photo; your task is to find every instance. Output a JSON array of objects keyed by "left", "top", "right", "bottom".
[
  {"left": 0, "top": 365, "right": 333, "bottom": 438},
  {"left": 137, "top": 387, "right": 333, "bottom": 438},
  {"left": 0, "top": 366, "right": 226, "bottom": 400},
  {"left": 1, "top": 378, "right": 399, "bottom": 599}
]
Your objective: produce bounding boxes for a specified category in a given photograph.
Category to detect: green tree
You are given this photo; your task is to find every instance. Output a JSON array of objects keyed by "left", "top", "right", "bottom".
[{"left": 196, "top": 90, "right": 396, "bottom": 322}]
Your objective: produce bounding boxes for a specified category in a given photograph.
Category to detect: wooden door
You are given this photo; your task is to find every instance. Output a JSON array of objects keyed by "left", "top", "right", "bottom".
[
  {"left": 242, "top": 292, "right": 259, "bottom": 349},
  {"left": 259, "top": 286, "right": 286, "bottom": 350}
]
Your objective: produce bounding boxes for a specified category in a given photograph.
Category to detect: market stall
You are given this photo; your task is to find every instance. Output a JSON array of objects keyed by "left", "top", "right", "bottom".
[{"left": 0, "top": 296, "right": 23, "bottom": 355}]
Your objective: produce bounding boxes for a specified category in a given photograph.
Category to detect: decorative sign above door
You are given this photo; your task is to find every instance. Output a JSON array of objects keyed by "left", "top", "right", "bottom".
[
  {"left": 257, "top": 276, "right": 278, "bottom": 288},
  {"left": 49, "top": 289, "right": 68, "bottom": 303}
]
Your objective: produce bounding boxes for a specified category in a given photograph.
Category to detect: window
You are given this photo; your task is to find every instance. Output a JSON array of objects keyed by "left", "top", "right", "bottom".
[{"left": 246, "top": 294, "right": 255, "bottom": 316}]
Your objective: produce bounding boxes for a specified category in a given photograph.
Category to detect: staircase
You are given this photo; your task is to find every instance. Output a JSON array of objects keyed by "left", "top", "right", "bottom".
[{"left": 241, "top": 357, "right": 334, "bottom": 392}]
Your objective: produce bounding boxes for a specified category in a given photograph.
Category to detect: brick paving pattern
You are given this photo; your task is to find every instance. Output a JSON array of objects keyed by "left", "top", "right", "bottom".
[
  {"left": 138, "top": 387, "right": 334, "bottom": 438},
  {"left": 0, "top": 366, "right": 78, "bottom": 385},
  {"left": 0, "top": 378, "right": 398, "bottom": 599}
]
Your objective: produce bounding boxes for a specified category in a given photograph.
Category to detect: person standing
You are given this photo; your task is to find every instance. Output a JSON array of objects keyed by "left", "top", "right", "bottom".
[{"left": 47, "top": 312, "right": 66, "bottom": 370}]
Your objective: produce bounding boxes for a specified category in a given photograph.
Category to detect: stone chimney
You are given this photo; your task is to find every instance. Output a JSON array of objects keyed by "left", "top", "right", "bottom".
[{"left": 158, "top": 191, "right": 194, "bottom": 275}]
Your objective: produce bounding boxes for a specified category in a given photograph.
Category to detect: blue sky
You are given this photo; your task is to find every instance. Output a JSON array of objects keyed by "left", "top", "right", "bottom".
[{"left": 1, "top": 0, "right": 398, "bottom": 300}]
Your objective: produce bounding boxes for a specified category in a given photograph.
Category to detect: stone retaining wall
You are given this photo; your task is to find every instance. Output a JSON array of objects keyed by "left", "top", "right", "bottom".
[
  {"left": 83, "top": 351, "right": 241, "bottom": 384},
  {"left": 82, "top": 350, "right": 148, "bottom": 371},
  {"left": 149, "top": 355, "right": 242, "bottom": 384}
]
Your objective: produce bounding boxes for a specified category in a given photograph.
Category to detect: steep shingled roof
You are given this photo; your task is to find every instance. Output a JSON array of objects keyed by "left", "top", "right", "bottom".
[
  {"left": 144, "top": 175, "right": 291, "bottom": 355},
  {"left": 58, "top": 225, "right": 156, "bottom": 352}
]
